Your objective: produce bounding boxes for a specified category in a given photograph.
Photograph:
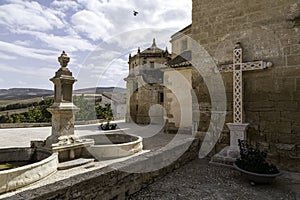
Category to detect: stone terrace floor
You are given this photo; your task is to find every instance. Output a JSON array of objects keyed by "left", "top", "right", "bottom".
[
  {"left": 0, "top": 121, "right": 300, "bottom": 199},
  {"left": 128, "top": 158, "right": 300, "bottom": 200}
]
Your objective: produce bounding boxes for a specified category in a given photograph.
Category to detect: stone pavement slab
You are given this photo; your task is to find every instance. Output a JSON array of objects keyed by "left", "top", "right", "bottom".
[{"left": 129, "top": 159, "right": 300, "bottom": 200}]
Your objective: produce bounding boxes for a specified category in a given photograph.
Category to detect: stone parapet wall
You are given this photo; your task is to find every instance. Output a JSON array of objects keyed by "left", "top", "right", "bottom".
[
  {"left": 0, "top": 123, "right": 51, "bottom": 129},
  {"left": 0, "top": 119, "right": 111, "bottom": 129},
  {"left": 2, "top": 138, "right": 200, "bottom": 200},
  {"left": 192, "top": 0, "right": 300, "bottom": 171}
]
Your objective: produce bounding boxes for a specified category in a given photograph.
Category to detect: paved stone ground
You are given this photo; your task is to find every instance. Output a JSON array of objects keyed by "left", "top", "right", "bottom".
[
  {"left": 1, "top": 122, "right": 299, "bottom": 200},
  {"left": 128, "top": 159, "right": 300, "bottom": 200},
  {"left": 0, "top": 121, "right": 172, "bottom": 149}
]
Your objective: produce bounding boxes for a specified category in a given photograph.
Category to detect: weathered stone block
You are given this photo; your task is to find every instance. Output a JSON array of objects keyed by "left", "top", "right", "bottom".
[
  {"left": 245, "top": 111, "right": 259, "bottom": 124},
  {"left": 287, "top": 44, "right": 300, "bottom": 55},
  {"left": 296, "top": 78, "right": 300, "bottom": 91},
  {"left": 244, "top": 91, "right": 270, "bottom": 102},
  {"left": 259, "top": 111, "right": 280, "bottom": 121},
  {"left": 260, "top": 121, "right": 292, "bottom": 134},
  {"left": 292, "top": 124, "right": 300, "bottom": 134},
  {"left": 277, "top": 101, "right": 298, "bottom": 111},
  {"left": 269, "top": 92, "right": 293, "bottom": 102},
  {"left": 275, "top": 143, "right": 296, "bottom": 151},
  {"left": 281, "top": 111, "right": 300, "bottom": 122},
  {"left": 246, "top": 101, "right": 275, "bottom": 112},
  {"left": 277, "top": 133, "right": 300, "bottom": 144},
  {"left": 273, "top": 66, "right": 300, "bottom": 78},
  {"left": 287, "top": 55, "right": 300, "bottom": 66},
  {"left": 254, "top": 77, "right": 276, "bottom": 92},
  {"left": 293, "top": 91, "right": 300, "bottom": 101},
  {"left": 274, "top": 77, "right": 296, "bottom": 93}
]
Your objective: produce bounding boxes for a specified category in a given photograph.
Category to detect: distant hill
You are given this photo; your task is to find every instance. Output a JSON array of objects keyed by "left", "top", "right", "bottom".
[
  {"left": 0, "top": 88, "right": 53, "bottom": 100},
  {"left": 74, "top": 87, "right": 126, "bottom": 94},
  {"left": 0, "top": 87, "right": 126, "bottom": 101}
]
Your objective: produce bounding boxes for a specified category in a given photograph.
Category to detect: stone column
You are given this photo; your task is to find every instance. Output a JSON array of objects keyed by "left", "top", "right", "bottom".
[
  {"left": 124, "top": 77, "right": 134, "bottom": 123},
  {"left": 45, "top": 51, "right": 79, "bottom": 147}
]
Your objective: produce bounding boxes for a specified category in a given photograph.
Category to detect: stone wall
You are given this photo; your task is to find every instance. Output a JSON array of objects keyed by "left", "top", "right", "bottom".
[
  {"left": 0, "top": 120, "right": 107, "bottom": 129},
  {"left": 3, "top": 138, "right": 200, "bottom": 200},
  {"left": 164, "top": 67, "right": 193, "bottom": 129},
  {"left": 192, "top": 0, "right": 300, "bottom": 171}
]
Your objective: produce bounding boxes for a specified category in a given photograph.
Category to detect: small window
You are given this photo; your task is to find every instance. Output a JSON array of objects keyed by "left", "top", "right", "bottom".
[
  {"left": 136, "top": 105, "right": 138, "bottom": 111},
  {"left": 134, "top": 82, "right": 138, "bottom": 92},
  {"left": 181, "top": 39, "right": 188, "bottom": 51},
  {"left": 150, "top": 61, "right": 154, "bottom": 68},
  {"left": 159, "top": 92, "right": 164, "bottom": 103}
]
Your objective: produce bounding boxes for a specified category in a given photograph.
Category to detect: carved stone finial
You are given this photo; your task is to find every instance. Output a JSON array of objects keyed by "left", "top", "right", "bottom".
[
  {"left": 58, "top": 51, "right": 70, "bottom": 68},
  {"left": 152, "top": 38, "right": 156, "bottom": 48},
  {"left": 234, "top": 42, "right": 242, "bottom": 49},
  {"left": 266, "top": 61, "right": 273, "bottom": 68},
  {"left": 137, "top": 47, "right": 140, "bottom": 53}
]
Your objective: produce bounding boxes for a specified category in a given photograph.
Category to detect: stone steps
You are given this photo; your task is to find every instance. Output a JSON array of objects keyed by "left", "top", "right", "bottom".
[{"left": 58, "top": 158, "right": 94, "bottom": 170}]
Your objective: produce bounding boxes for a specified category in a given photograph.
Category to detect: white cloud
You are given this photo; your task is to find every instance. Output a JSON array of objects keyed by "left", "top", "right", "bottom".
[
  {"left": 0, "top": 0, "right": 64, "bottom": 31},
  {"left": 106, "top": 28, "right": 174, "bottom": 52},
  {"left": 0, "top": 62, "right": 56, "bottom": 88},
  {"left": 0, "top": 0, "right": 192, "bottom": 89},
  {"left": 16, "top": 30, "right": 96, "bottom": 52},
  {"left": 72, "top": 0, "right": 192, "bottom": 41},
  {"left": 0, "top": 63, "right": 53, "bottom": 75},
  {"left": 88, "top": 50, "right": 122, "bottom": 61},
  {"left": 51, "top": 0, "right": 81, "bottom": 12},
  {"left": 0, "top": 41, "right": 58, "bottom": 62},
  {"left": 76, "top": 0, "right": 104, "bottom": 11},
  {"left": 0, "top": 52, "right": 16, "bottom": 60},
  {"left": 71, "top": 10, "right": 114, "bottom": 40},
  {"left": 14, "top": 40, "right": 32, "bottom": 46},
  {"left": 97, "top": 57, "right": 128, "bottom": 88}
]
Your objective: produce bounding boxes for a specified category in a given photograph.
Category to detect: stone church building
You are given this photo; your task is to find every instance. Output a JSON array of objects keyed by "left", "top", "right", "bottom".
[
  {"left": 124, "top": 39, "right": 171, "bottom": 124},
  {"left": 125, "top": 0, "right": 300, "bottom": 171}
]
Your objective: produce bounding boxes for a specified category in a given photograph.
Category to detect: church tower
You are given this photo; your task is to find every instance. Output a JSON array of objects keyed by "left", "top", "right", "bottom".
[{"left": 124, "top": 39, "right": 171, "bottom": 124}]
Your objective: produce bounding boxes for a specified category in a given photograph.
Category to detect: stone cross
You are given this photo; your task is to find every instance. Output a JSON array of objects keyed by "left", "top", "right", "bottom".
[
  {"left": 218, "top": 42, "right": 273, "bottom": 123},
  {"left": 210, "top": 43, "right": 272, "bottom": 166}
]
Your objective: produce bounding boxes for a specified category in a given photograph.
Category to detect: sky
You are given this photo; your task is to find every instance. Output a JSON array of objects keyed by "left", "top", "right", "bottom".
[{"left": 0, "top": 0, "right": 192, "bottom": 90}]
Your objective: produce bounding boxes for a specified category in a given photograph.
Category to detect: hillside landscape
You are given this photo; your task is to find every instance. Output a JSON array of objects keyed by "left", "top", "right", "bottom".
[
  {"left": 0, "top": 87, "right": 126, "bottom": 124},
  {"left": 0, "top": 87, "right": 126, "bottom": 103}
]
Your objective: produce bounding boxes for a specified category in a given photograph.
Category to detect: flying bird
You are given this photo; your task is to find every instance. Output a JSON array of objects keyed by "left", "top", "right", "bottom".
[{"left": 133, "top": 10, "right": 138, "bottom": 16}]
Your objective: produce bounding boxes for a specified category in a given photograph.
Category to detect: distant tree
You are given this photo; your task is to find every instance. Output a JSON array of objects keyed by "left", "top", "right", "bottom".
[
  {"left": 0, "top": 99, "right": 53, "bottom": 123},
  {"left": 73, "top": 94, "right": 96, "bottom": 121},
  {"left": 11, "top": 114, "right": 21, "bottom": 123},
  {"left": 27, "top": 107, "right": 44, "bottom": 122},
  {"left": 39, "top": 99, "right": 53, "bottom": 122},
  {"left": 3, "top": 114, "right": 13, "bottom": 123}
]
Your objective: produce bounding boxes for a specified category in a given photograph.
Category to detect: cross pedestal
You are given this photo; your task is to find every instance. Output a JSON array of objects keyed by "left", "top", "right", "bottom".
[
  {"left": 210, "top": 123, "right": 249, "bottom": 165},
  {"left": 210, "top": 43, "right": 272, "bottom": 166}
]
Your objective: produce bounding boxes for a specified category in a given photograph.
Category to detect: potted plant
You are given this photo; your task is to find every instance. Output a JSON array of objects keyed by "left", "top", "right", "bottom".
[
  {"left": 97, "top": 104, "right": 117, "bottom": 131},
  {"left": 233, "top": 139, "right": 281, "bottom": 185},
  {"left": 98, "top": 122, "right": 117, "bottom": 131}
]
